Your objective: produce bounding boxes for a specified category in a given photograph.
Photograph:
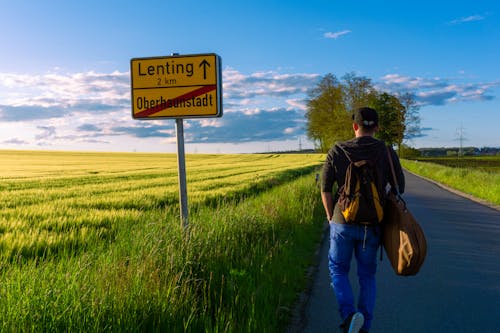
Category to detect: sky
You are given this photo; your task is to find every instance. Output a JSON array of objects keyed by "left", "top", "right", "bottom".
[{"left": 0, "top": 0, "right": 498, "bottom": 153}]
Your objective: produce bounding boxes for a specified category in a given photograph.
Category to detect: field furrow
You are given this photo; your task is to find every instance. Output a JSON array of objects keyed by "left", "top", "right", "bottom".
[{"left": 0, "top": 151, "right": 323, "bottom": 260}]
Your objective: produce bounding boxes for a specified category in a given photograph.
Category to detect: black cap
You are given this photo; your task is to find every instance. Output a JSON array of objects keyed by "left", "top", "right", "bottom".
[{"left": 352, "top": 107, "right": 378, "bottom": 128}]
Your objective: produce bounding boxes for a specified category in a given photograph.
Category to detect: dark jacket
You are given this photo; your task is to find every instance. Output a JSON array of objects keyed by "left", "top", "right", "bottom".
[{"left": 321, "top": 136, "right": 405, "bottom": 224}]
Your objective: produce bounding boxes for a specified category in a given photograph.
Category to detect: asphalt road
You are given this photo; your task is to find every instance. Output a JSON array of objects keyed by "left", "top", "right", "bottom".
[{"left": 302, "top": 171, "right": 500, "bottom": 333}]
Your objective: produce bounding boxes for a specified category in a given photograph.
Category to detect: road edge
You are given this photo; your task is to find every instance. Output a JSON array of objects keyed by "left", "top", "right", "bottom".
[{"left": 285, "top": 221, "right": 329, "bottom": 333}]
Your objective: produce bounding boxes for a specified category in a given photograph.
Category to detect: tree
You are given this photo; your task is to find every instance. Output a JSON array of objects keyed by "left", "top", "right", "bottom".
[
  {"left": 305, "top": 74, "right": 350, "bottom": 152},
  {"left": 372, "top": 92, "right": 405, "bottom": 147},
  {"left": 305, "top": 73, "right": 377, "bottom": 151},
  {"left": 400, "top": 144, "right": 421, "bottom": 158},
  {"left": 342, "top": 72, "right": 378, "bottom": 112},
  {"left": 399, "top": 92, "right": 421, "bottom": 144},
  {"left": 305, "top": 73, "right": 421, "bottom": 153}
]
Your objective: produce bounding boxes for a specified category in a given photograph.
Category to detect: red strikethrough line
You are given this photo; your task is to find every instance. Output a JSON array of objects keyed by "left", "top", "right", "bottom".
[{"left": 134, "top": 85, "right": 217, "bottom": 118}]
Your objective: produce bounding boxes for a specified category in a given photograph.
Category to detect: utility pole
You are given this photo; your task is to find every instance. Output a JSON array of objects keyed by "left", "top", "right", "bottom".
[{"left": 456, "top": 124, "right": 466, "bottom": 157}]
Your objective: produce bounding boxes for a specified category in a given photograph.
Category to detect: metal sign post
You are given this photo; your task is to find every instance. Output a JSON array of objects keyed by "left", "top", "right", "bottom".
[
  {"left": 130, "top": 53, "right": 222, "bottom": 230},
  {"left": 175, "top": 118, "right": 189, "bottom": 229}
]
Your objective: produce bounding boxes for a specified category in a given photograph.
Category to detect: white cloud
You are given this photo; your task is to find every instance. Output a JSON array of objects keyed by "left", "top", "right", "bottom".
[
  {"left": 286, "top": 98, "right": 307, "bottom": 111},
  {"left": 35, "top": 125, "right": 57, "bottom": 140},
  {"left": 222, "top": 67, "right": 320, "bottom": 100},
  {"left": 0, "top": 70, "right": 129, "bottom": 121},
  {"left": 1, "top": 138, "right": 28, "bottom": 145},
  {"left": 449, "top": 14, "right": 485, "bottom": 25},
  {"left": 378, "top": 74, "right": 499, "bottom": 106},
  {"left": 0, "top": 67, "right": 321, "bottom": 148},
  {"left": 1, "top": 65, "right": 497, "bottom": 150},
  {"left": 379, "top": 74, "right": 447, "bottom": 90},
  {"left": 242, "top": 108, "right": 262, "bottom": 116},
  {"left": 324, "top": 30, "right": 352, "bottom": 39},
  {"left": 198, "top": 119, "right": 223, "bottom": 128}
]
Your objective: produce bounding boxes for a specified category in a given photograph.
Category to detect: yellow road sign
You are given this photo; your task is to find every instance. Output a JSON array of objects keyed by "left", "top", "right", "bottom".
[{"left": 130, "top": 53, "right": 222, "bottom": 119}]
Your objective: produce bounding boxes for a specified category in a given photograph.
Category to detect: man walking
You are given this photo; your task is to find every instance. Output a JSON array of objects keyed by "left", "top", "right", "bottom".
[{"left": 321, "top": 107, "right": 405, "bottom": 332}]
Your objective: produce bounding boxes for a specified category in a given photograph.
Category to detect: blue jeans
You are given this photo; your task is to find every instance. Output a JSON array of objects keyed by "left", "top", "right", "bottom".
[{"left": 328, "top": 221, "right": 381, "bottom": 330}]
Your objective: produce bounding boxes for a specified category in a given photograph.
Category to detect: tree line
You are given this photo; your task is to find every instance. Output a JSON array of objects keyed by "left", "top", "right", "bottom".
[{"left": 305, "top": 73, "right": 420, "bottom": 153}]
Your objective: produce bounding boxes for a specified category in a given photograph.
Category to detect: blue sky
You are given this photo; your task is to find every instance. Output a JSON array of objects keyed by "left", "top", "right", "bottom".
[{"left": 0, "top": 0, "right": 498, "bottom": 153}]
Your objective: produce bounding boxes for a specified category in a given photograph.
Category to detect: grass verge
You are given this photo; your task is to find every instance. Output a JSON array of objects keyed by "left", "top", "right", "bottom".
[
  {"left": 0, "top": 171, "right": 325, "bottom": 332},
  {"left": 401, "top": 159, "right": 500, "bottom": 206}
]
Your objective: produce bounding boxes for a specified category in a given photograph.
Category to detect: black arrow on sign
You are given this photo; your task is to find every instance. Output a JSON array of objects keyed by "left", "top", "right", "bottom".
[{"left": 199, "top": 59, "right": 210, "bottom": 80}]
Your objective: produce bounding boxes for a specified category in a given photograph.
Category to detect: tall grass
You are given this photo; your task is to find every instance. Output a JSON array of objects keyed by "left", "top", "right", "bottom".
[
  {"left": 401, "top": 159, "right": 500, "bottom": 206},
  {"left": 0, "top": 150, "right": 325, "bottom": 331}
]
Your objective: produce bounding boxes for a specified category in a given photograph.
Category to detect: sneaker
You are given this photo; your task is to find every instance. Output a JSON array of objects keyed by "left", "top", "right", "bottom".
[
  {"left": 348, "top": 312, "right": 364, "bottom": 333},
  {"left": 339, "top": 314, "right": 352, "bottom": 333},
  {"left": 339, "top": 312, "right": 365, "bottom": 333}
]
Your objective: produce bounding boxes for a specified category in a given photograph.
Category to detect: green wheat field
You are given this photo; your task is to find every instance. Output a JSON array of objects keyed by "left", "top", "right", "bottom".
[{"left": 0, "top": 150, "right": 325, "bottom": 332}]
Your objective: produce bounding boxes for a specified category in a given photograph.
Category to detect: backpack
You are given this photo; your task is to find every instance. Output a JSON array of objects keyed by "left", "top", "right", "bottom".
[{"left": 337, "top": 148, "right": 384, "bottom": 224}]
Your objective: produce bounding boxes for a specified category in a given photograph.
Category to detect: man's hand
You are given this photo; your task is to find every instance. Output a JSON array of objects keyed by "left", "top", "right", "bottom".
[{"left": 321, "top": 191, "right": 334, "bottom": 222}]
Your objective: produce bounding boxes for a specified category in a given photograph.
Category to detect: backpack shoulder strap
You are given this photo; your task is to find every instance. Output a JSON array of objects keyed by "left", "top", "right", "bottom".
[
  {"left": 336, "top": 144, "right": 353, "bottom": 163},
  {"left": 386, "top": 146, "right": 399, "bottom": 194},
  {"left": 386, "top": 146, "right": 406, "bottom": 206}
]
